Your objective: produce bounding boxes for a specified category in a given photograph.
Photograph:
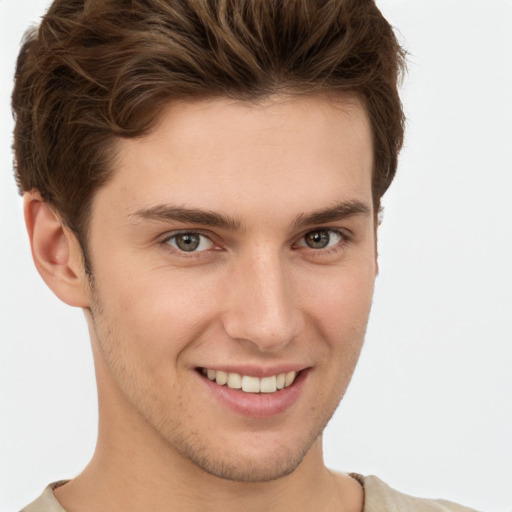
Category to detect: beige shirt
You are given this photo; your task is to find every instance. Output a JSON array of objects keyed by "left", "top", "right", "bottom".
[{"left": 21, "top": 475, "right": 479, "bottom": 512}]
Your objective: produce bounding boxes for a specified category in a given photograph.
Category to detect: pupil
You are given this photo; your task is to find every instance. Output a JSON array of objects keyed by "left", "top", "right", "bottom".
[
  {"left": 177, "top": 233, "right": 200, "bottom": 251},
  {"left": 306, "top": 230, "right": 329, "bottom": 249}
]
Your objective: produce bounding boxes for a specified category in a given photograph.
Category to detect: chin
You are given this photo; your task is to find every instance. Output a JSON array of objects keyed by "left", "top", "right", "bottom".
[
  {"left": 163, "top": 417, "right": 328, "bottom": 484},
  {"left": 180, "top": 443, "right": 309, "bottom": 483}
]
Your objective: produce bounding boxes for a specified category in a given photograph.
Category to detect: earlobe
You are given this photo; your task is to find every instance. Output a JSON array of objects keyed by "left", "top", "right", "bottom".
[{"left": 24, "top": 191, "right": 90, "bottom": 308}]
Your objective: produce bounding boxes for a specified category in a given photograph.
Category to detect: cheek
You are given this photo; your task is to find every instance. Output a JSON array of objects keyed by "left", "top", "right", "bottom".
[
  {"left": 299, "top": 261, "right": 375, "bottom": 346},
  {"left": 92, "top": 262, "right": 223, "bottom": 357}
]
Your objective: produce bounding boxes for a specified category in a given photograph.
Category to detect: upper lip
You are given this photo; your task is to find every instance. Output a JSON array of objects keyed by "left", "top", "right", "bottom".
[{"left": 196, "top": 364, "right": 309, "bottom": 378}]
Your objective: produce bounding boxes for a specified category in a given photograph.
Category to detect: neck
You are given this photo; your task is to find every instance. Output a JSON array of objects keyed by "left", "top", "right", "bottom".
[{"left": 57, "top": 426, "right": 361, "bottom": 512}]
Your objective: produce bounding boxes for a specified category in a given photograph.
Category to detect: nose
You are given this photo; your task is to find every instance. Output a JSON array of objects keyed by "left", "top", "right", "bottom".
[{"left": 221, "top": 252, "right": 304, "bottom": 352}]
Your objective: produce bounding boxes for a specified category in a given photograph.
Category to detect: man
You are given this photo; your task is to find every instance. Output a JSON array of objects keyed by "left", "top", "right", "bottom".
[{"left": 8, "top": 0, "right": 483, "bottom": 511}]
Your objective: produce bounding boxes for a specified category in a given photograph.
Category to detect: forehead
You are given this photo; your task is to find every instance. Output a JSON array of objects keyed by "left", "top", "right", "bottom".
[{"left": 95, "top": 94, "right": 374, "bottom": 224}]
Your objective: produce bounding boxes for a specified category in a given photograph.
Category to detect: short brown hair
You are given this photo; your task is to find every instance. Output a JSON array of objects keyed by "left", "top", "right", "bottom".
[{"left": 12, "top": 0, "right": 405, "bottom": 250}]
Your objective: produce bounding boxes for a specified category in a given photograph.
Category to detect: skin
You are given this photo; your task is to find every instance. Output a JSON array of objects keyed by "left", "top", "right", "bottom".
[{"left": 25, "top": 95, "right": 376, "bottom": 512}]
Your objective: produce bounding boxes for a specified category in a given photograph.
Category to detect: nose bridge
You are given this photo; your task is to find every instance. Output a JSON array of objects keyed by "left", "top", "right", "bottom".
[{"left": 223, "top": 249, "right": 302, "bottom": 351}]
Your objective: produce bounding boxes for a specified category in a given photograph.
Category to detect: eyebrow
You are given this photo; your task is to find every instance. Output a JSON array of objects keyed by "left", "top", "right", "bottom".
[
  {"left": 292, "top": 200, "right": 371, "bottom": 229},
  {"left": 130, "top": 200, "right": 371, "bottom": 231},
  {"left": 130, "top": 205, "right": 242, "bottom": 230}
]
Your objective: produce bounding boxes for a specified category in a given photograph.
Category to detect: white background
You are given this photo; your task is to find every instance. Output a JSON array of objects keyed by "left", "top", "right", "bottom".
[{"left": 0, "top": 1, "right": 511, "bottom": 511}]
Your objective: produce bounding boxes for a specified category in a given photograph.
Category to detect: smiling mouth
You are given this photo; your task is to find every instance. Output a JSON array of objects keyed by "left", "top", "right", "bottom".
[{"left": 199, "top": 368, "right": 298, "bottom": 394}]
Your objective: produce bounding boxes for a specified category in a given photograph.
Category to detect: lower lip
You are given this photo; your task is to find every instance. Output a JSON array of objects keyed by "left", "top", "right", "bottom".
[{"left": 197, "top": 370, "right": 308, "bottom": 418}]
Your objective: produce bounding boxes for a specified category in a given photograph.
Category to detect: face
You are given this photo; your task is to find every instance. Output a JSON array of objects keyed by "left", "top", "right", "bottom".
[{"left": 84, "top": 95, "right": 376, "bottom": 482}]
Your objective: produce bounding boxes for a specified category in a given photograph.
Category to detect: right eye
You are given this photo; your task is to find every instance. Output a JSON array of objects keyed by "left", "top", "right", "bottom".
[{"left": 164, "top": 232, "right": 214, "bottom": 253}]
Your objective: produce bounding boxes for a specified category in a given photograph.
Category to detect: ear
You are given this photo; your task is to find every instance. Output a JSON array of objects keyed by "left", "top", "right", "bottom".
[
  {"left": 24, "top": 191, "right": 90, "bottom": 308},
  {"left": 374, "top": 207, "right": 381, "bottom": 276}
]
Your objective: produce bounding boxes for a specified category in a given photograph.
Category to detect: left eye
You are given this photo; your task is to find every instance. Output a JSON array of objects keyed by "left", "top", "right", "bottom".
[
  {"left": 165, "top": 232, "right": 214, "bottom": 252},
  {"left": 298, "top": 229, "right": 343, "bottom": 249}
]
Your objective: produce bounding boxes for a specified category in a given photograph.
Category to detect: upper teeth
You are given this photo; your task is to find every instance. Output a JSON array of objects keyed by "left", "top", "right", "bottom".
[{"left": 202, "top": 369, "right": 297, "bottom": 393}]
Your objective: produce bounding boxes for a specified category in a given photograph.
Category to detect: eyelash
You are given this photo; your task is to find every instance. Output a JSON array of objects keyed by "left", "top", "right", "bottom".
[
  {"left": 160, "top": 228, "right": 351, "bottom": 258},
  {"left": 294, "top": 228, "right": 350, "bottom": 256},
  {"left": 160, "top": 230, "right": 217, "bottom": 259}
]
